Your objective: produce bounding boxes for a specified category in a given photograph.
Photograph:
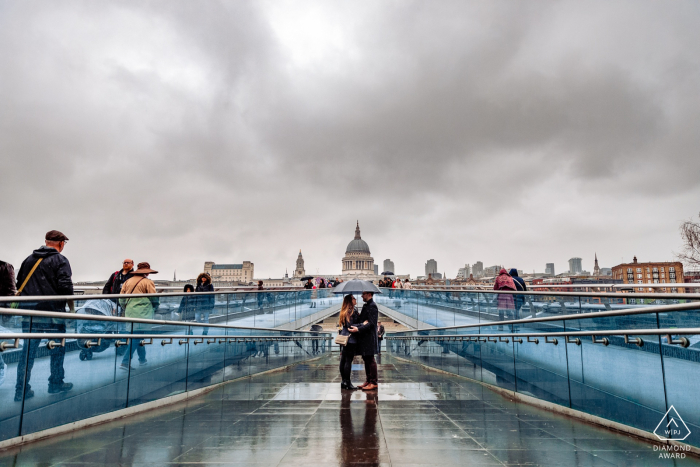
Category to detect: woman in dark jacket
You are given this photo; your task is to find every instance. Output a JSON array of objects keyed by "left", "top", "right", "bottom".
[
  {"left": 179, "top": 284, "right": 196, "bottom": 332},
  {"left": 338, "top": 294, "right": 361, "bottom": 390},
  {"left": 195, "top": 273, "right": 215, "bottom": 335}
]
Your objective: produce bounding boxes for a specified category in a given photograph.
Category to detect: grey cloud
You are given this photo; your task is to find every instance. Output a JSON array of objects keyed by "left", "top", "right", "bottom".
[{"left": 1, "top": 0, "right": 699, "bottom": 280}]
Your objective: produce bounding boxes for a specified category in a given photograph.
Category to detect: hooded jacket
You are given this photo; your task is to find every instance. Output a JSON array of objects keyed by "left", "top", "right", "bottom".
[
  {"left": 15, "top": 246, "right": 73, "bottom": 312},
  {"left": 195, "top": 273, "right": 215, "bottom": 312}
]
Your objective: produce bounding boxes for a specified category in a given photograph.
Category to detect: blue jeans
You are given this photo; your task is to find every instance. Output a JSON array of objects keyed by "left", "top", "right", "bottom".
[{"left": 121, "top": 332, "right": 146, "bottom": 365}]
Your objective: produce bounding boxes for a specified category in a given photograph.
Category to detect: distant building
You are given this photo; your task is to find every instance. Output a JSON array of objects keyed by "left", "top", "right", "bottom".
[
  {"left": 383, "top": 259, "right": 395, "bottom": 274},
  {"left": 293, "top": 250, "right": 305, "bottom": 278},
  {"left": 457, "top": 264, "right": 470, "bottom": 279},
  {"left": 611, "top": 256, "right": 684, "bottom": 293},
  {"left": 568, "top": 257, "right": 583, "bottom": 275},
  {"left": 545, "top": 263, "right": 555, "bottom": 275},
  {"left": 483, "top": 265, "right": 503, "bottom": 277},
  {"left": 599, "top": 268, "right": 612, "bottom": 276},
  {"left": 374, "top": 265, "right": 379, "bottom": 275},
  {"left": 472, "top": 261, "right": 484, "bottom": 278},
  {"left": 341, "top": 221, "right": 378, "bottom": 281},
  {"left": 593, "top": 253, "right": 600, "bottom": 276},
  {"left": 204, "top": 261, "right": 254, "bottom": 284},
  {"left": 425, "top": 259, "right": 438, "bottom": 277}
]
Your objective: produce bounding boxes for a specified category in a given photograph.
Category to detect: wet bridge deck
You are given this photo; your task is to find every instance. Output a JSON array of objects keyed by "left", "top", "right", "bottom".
[{"left": 0, "top": 354, "right": 687, "bottom": 466}]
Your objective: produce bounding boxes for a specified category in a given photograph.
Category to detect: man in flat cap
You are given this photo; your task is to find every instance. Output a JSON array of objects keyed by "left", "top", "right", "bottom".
[{"left": 14, "top": 230, "right": 74, "bottom": 402}]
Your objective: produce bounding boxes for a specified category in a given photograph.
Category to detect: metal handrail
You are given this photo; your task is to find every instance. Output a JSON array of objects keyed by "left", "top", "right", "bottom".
[
  {"left": 385, "top": 301, "right": 700, "bottom": 333},
  {"left": 0, "top": 333, "right": 332, "bottom": 352},
  {"left": 5, "top": 289, "right": 329, "bottom": 301},
  {"left": 385, "top": 328, "right": 697, "bottom": 348},
  {"left": 0, "top": 307, "right": 323, "bottom": 334},
  {"left": 377, "top": 287, "right": 699, "bottom": 299},
  {"left": 6, "top": 288, "right": 700, "bottom": 301}
]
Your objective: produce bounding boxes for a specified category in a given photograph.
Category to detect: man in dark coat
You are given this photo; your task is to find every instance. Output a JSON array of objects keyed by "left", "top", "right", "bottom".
[
  {"left": 102, "top": 259, "right": 134, "bottom": 301},
  {"left": 14, "top": 230, "right": 74, "bottom": 401},
  {"left": 377, "top": 321, "right": 385, "bottom": 354},
  {"left": 509, "top": 268, "right": 527, "bottom": 320},
  {"left": 349, "top": 291, "right": 379, "bottom": 390},
  {"left": 0, "top": 260, "right": 16, "bottom": 386}
]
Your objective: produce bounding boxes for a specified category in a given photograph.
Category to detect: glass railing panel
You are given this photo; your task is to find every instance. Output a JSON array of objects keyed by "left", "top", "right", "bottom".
[
  {"left": 17, "top": 312, "right": 130, "bottom": 436},
  {"left": 186, "top": 326, "right": 226, "bottom": 392},
  {"left": 477, "top": 293, "right": 498, "bottom": 326},
  {"left": 475, "top": 323, "right": 516, "bottom": 392},
  {"left": 658, "top": 306, "right": 700, "bottom": 448},
  {"left": 455, "top": 328, "right": 482, "bottom": 382},
  {"left": 0, "top": 312, "right": 31, "bottom": 441},
  {"left": 125, "top": 322, "right": 188, "bottom": 407},
  {"left": 512, "top": 320, "right": 570, "bottom": 407},
  {"left": 566, "top": 312, "right": 665, "bottom": 433},
  {"left": 224, "top": 327, "right": 252, "bottom": 382},
  {"left": 453, "top": 291, "right": 479, "bottom": 327}
]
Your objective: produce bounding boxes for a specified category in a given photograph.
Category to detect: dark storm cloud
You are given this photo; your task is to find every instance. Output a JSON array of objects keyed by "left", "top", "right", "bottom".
[{"left": 1, "top": 0, "right": 698, "bottom": 280}]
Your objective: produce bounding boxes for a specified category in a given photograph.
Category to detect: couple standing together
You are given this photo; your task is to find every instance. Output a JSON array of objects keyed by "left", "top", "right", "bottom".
[{"left": 338, "top": 291, "right": 379, "bottom": 391}]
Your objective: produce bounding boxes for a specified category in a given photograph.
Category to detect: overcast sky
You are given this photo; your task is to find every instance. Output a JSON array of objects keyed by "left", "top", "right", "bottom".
[{"left": 1, "top": 1, "right": 699, "bottom": 282}]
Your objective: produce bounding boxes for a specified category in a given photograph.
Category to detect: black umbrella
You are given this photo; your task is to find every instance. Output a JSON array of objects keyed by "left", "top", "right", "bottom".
[
  {"left": 381, "top": 271, "right": 394, "bottom": 276},
  {"left": 299, "top": 276, "right": 315, "bottom": 281}
]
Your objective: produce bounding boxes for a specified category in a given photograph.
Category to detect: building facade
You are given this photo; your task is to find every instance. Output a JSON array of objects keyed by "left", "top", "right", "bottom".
[
  {"left": 457, "top": 264, "right": 470, "bottom": 279},
  {"left": 341, "top": 222, "right": 378, "bottom": 281},
  {"left": 545, "top": 263, "right": 555, "bottom": 275},
  {"left": 204, "top": 261, "right": 254, "bottom": 284},
  {"left": 293, "top": 250, "right": 305, "bottom": 278},
  {"left": 568, "top": 257, "right": 583, "bottom": 275},
  {"left": 425, "top": 259, "right": 438, "bottom": 277},
  {"left": 611, "top": 256, "right": 685, "bottom": 293},
  {"left": 472, "top": 261, "right": 484, "bottom": 278},
  {"left": 383, "top": 259, "right": 395, "bottom": 274}
]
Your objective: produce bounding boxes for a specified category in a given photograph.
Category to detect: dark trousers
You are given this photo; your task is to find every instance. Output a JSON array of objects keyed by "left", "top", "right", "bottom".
[
  {"left": 362, "top": 354, "right": 378, "bottom": 384},
  {"left": 339, "top": 343, "right": 356, "bottom": 381},
  {"left": 312, "top": 339, "right": 319, "bottom": 353},
  {"left": 377, "top": 338, "right": 383, "bottom": 354},
  {"left": 16, "top": 323, "right": 66, "bottom": 393}
]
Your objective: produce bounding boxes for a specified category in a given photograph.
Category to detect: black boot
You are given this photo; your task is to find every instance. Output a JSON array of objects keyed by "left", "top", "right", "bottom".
[{"left": 341, "top": 380, "right": 357, "bottom": 390}]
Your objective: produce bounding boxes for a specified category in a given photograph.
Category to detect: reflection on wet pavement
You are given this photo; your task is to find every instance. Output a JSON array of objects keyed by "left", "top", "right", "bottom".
[{"left": 0, "top": 353, "right": 693, "bottom": 466}]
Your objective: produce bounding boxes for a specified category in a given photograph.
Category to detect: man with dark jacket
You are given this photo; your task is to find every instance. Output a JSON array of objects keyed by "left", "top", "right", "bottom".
[
  {"left": 509, "top": 268, "right": 527, "bottom": 320},
  {"left": 14, "top": 230, "right": 74, "bottom": 401},
  {"left": 0, "top": 260, "right": 16, "bottom": 387},
  {"left": 349, "top": 291, "right": 379, "bottom": 390},
  {"left": 103, "top": 259, "right": 135, "bottom": 310},
  {"left": 377, "top": 321, "right": 385, "bottom": 354}
]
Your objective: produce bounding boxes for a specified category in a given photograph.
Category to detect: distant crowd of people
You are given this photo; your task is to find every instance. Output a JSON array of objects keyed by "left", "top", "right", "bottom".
[{"left": 378, "top": 277, "right": 412, "bottom": 289}]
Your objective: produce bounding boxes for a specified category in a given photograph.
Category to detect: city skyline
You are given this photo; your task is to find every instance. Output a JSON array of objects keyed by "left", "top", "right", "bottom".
[{"left": 1, "top": 1, "right": 698, "bottom": 281}]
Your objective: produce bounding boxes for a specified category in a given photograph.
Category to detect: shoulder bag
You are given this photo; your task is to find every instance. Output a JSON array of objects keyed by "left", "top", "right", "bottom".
[{"left": 10, "top": 258, "right": 43, "bottom": 309}]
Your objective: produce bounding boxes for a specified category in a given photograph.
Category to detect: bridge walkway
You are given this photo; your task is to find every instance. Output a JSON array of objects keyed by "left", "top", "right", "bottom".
[{"left": 0, "top": 354, "right": 687, "bottom": 466}]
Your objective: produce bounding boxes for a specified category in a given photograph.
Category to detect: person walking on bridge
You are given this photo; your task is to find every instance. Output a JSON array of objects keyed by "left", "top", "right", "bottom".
[
  {"left": 494, "top": 269, "right": 516, "bottom": 328},
  {"left": 349, "top": 291, "right": 379, "bottom": 390},
  {"left": 119, "top": 262, "right": 159, "bottom": 370},
  {"left": 103, "top": 259, "right": 134, "bottom": 311},
  {"left": 195, "top": 273, "right": 214, "bottom": 335},
  {"left": 509, "top": 269, "right": 527, "bottom": 320},
  {"left": 14, "top": 230, "right": 74, "bottom": 401},
  {"left": 0, "top": 259, "right": 17, "bottom": 387}
]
